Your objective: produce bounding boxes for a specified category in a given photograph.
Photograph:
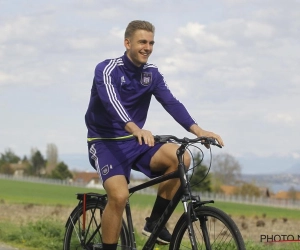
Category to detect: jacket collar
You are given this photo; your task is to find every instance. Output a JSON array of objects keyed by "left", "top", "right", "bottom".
[{"left": 122, "top": 52, "right": 144, "bottom": 73}]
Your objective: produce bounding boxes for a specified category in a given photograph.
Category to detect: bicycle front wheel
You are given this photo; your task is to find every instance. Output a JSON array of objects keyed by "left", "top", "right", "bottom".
[
  {"left": 170, "top": 206, "right": 245, "bottom": 250},
  {"left": 63, "top": 199, "right": 129, "bottom": 250}
]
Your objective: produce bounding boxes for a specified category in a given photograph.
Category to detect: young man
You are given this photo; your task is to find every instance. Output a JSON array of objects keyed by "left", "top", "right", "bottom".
[{"left": 85, "top": 20, "right": 224, "bottom": 250}]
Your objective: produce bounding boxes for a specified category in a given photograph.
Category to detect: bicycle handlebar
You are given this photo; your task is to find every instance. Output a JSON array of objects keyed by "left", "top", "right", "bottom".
[{"left": 153, "top": 135, "right": 222, "bottom": 148}]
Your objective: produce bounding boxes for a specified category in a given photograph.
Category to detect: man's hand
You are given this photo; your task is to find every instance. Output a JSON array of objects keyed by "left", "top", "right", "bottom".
[
  {"left": 125, "top": 122, "right": 155, "bottom": 146},
  {"left": 133, "top": 129, "right": 155, "bottom": 146},
  {"left": 190, "top": 124, "right": 224, "bottom": 148}
]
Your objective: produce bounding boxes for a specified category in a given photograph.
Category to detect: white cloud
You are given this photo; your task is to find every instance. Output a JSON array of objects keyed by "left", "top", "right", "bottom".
[
  {"left": 266, "top": 113, "right": 294, "bottom": 125},
  {"left": 244, "top": 21, "right": 275, "bottom": 39},
  {"left": 177, "top": 22, "right": 235, "bottom": 50},
  {"left": 67, "top": 37, "right": 101, "bottom": 50},
  {"left": 203, "top": 66, "right": 257, "bottom": 88},
  {"left": 292, "top": 152, "right": 300, "bottom": 159},
  {"left": 110, "top": 27, "right": 124, "bottom": 39},
  {"left": 0, "top": 71, "right": 16, "bottom": 86},
  {"left": 75, "top": 4, "right": 123, "bottom": 20},
  {"left": 0, "top": 14, "right": 55, "bottom": 43}
]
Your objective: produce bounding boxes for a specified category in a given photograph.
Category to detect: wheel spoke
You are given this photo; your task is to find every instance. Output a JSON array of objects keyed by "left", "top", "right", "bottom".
[
  {"left": 63, "top": 200, "right": 129, "bottom": 250},
  {"left": 170, "top": 206, "right": 245, "bottom": 250}
]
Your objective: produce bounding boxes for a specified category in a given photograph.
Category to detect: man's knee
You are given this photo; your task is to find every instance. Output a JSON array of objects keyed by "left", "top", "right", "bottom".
[
  {"left": 184, "top": 151, "right": 191, "bottom": 170},
  {"left": 108, "top": 190, "right": 129, "bottom": 208},
  {"left": 104, "top": 175, "right": 129, "bottom": 209}
]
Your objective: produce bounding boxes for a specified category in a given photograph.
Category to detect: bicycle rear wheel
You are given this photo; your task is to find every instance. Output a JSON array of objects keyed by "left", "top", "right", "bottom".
[
  {"left": 63, "top": 199, "right": 129, "bottom": 250},
  {"left": 170, "top": 206, "right": 245, "bottom": 250}
]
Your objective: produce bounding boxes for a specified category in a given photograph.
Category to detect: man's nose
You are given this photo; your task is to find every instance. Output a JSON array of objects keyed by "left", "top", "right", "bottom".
[{"left": 144, "top": 43, "right": 152, "bottom": 51}]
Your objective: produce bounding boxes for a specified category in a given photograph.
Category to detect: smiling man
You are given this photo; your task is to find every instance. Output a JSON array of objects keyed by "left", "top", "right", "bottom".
[{"left": 85, "top": 20, "right": 223, "bottom": 250}]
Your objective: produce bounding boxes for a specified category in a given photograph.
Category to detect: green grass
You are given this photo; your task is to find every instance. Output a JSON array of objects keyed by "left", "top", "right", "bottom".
[
  {"left": 1, "top": 178, "right": 299, "bottom": 220},
  {"left": 0, "top": 220, "right": 64, "bottom": 250},
  {"left": 0, "top": 178, "right": 182, "bottom": 211},
  {"left": 0, "top": 178, "right": 104, "bottom": 206},
  {"left": 245, "top": 241, "right": 300, "bottom": 250}
]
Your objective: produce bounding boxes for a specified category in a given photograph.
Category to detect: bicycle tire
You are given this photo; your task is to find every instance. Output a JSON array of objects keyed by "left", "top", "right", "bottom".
[
  {"left": 63, "top": 199, "right": 129, "bottom": 250},
  {"left": 170, "top": 206, "right": 245, "bottom": 250}
]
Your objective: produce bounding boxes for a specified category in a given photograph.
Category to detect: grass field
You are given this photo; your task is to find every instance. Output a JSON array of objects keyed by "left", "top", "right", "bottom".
[
  {"left": 0, "top": 178, "right": 300, "bottom": 250},
  {"left": 1, "top": 178, "right": 299, "bottom": 219}
]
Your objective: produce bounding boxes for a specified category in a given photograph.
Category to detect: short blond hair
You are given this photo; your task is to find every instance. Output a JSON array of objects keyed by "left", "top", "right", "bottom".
[{"left": 124, "top": 20, "right": 155, "bottom": 39}]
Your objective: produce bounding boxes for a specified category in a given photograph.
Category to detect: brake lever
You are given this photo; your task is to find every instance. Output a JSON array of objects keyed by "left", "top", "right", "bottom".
[{"left": 203, "top": 138, "right": 222, "bottom": 148}]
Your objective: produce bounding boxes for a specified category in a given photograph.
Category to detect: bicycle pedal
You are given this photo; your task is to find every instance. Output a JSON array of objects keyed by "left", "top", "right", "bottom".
[
  {"left": 90, "top": 243, "right": 102, "bottom": 250},
  {"left": 156, "top": 241, "right": 169, "bottom": 245}
]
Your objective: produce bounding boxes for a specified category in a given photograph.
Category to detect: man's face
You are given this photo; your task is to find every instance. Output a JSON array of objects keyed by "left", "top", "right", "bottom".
[{"left": 124, "top": 29, "right": 154, "bottom": 67}]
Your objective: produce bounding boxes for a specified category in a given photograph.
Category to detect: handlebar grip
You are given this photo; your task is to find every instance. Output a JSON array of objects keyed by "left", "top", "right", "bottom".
[
  {"left": 205, "top": 138, "right": 222, "bottom": 148},
  {"left": 153, "top": 135, "right": 175, "bottom": 143}
]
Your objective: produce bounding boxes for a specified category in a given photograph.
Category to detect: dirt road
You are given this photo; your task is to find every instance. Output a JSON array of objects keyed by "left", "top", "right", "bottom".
[{"left": 0, "top": 243, "right": 18, "bottom": 250}]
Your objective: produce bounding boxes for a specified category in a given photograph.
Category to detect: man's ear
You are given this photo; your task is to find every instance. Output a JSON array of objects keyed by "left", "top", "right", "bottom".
[{"left": 124, "top": 38, "right": 130, "bottom": 50}]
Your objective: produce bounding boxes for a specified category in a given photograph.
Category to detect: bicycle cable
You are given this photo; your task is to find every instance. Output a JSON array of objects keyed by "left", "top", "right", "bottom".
[{"left": 186, "top": 142, "right": 213, "bottom": 188}]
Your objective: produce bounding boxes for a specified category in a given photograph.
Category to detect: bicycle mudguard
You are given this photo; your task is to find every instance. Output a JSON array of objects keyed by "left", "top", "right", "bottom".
[{"left": 192, "top": 200, "right": 214, "bottom": 210}]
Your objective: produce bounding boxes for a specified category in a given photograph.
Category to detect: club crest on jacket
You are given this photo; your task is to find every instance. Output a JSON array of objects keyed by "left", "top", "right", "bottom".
[{"left": 141, "top": 72, "right": 152, "bottom": 86}]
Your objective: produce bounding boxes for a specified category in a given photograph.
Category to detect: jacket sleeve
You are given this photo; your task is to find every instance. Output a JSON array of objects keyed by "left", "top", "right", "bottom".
[
  {"left": 153, "top": 72, "right": 197, "bottom": 131},
  {"left": 94, "top": 61, "right": 132, "bottom": 126}
]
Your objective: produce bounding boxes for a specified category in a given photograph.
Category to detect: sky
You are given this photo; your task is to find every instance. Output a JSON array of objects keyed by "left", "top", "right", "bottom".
[{"left": 1, "top": 0, "right": 299, "bottom": 175}]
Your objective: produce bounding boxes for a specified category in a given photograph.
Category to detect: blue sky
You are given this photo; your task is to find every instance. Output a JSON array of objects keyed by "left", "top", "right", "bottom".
[{"left": 1, "top": 0, "right": 299, "bottom": 174}]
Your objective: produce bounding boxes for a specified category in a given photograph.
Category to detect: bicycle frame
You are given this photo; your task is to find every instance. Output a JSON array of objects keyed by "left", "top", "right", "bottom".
[
  {"left": 128, "top": 141, "right": 204, "bottom": 249},
  {"left": 129, "top": 170, "right": 183, "bottom": 250},
  {"left": 75, "top": 137, "right": 216, "bottom": 250}
]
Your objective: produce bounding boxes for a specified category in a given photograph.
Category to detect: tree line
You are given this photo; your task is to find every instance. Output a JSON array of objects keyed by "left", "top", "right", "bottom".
[
  {"left": 0, "top": 143, "right": 73, "bottom": 180},
  {"left": 0, "top": 144, "right": 265, "bottom": 197},
  {"left": 189, "top": 152, "right": 264, "bottom": 197}
]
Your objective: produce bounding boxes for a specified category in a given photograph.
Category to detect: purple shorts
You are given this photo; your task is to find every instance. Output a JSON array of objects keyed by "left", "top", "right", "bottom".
[{"left": 88, "top": 139, "right": 165, "bottom": 184}]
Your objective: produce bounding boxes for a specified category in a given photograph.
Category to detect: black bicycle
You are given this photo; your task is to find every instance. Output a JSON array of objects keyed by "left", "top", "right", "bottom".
[{"left": 63, "top": 135, "right": 245, "bottom": 250}]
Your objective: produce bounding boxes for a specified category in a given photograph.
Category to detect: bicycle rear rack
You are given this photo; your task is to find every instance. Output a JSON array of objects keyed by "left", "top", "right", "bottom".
[{"left": 76, "top": 192, "right": 107, "bottom": 201}]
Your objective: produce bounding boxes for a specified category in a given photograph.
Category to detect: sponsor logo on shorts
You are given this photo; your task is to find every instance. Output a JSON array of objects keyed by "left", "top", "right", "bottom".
[
  {"left": 101, "top": 164, "right": 113, "bottom": 176},
  {"left": 101, "top": 165, "right": 109, "bottom": 175}
]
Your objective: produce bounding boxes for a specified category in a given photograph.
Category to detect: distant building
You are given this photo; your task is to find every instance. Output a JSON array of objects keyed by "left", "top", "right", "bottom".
[
  {"left": 73, "top": 172, "right": 104, "bottom": 189},
  {"left": 72, "top": 172, "right": 150, "bottom": 190},
  {"left": 10, "top": 162, "right": 28, "bottom": 176},
  {"left": 220, "top": 185, "right": 237, "bottom": 195},
  {"left": 274, "top": 190, "right": 300, "bottom": 200}
]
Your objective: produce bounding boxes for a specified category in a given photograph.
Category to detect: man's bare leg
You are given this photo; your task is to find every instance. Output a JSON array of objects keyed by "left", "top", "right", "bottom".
[
  {"left": 102, "top": 175, "right": 129, "bottom": 244},
  {"left": 150, "top": 143, "right": 190, "bottom": 199}
]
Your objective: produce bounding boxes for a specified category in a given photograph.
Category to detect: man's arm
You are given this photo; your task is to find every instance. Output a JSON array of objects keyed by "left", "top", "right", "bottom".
[
  {"left": 152, "top": 72, "right": 224, "bottom": 147},
  {"left": 94, "top": 61, "right": 132, "bottom": 126}
]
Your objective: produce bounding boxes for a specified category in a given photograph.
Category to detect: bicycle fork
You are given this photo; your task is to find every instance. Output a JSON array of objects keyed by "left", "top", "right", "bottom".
[
  {"left": 183, "top": 199, "right": 214, "bottom": 250},
  {"left": 199, "top": 215, "right": 212, "bottom": 250},
  {"left": 182, "top": 199, "right": 198, "bottom": 250}
]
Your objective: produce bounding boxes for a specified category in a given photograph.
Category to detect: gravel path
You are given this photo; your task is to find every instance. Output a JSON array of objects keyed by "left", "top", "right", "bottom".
[{"left": 0, "top": 243, "right": 19, "bottom": 250}]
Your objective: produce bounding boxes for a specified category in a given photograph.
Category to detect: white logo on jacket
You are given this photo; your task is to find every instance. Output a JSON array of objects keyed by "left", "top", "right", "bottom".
[{"left": 121, "top": 76, "right": 126, "bottom": 85}]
